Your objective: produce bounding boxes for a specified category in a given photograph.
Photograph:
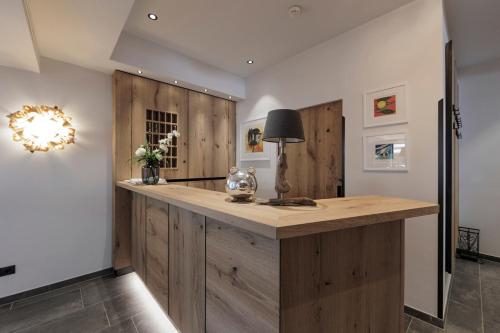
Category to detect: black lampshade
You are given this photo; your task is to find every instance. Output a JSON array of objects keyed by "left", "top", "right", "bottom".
[{"left": 263, "top": 109, "right": 305, "bottom": 143}]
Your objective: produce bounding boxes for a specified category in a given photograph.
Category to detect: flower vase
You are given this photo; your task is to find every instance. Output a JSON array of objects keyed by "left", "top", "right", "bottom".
[{"left": 142, "top": 165, "right": 160, "bottom": 185}]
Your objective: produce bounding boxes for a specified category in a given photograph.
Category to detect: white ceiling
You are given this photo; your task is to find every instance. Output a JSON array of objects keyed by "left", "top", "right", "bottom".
[
  {"left": 124, "top": 0, "right": 414, "bottom": 77},
  {"left": 0, "top": 1, "right": 39, "bottom": 72},
  {"left": 445, "top": 0, "right": 500, "bottom": 69},
  {"left": 27, "top": 0, "right": 134, "bottom": 73}
]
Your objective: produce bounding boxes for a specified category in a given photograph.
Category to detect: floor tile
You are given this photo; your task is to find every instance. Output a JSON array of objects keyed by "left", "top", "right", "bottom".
[
  {"left": 479, "top": 260, "right": 500, "bottom": 282},
  {"left": 103, "top": 290, "right": 150, "bottom": 326},
  {"left": 82, "top": 274, "right": 138, "bottom": 307},
  {"left": 12, "top": 283, "right": 82, "bottom": 310},
  {"left": 407, "top": 318, "right": 442, "bottom": 333},
  {"left": 455, "top": 259, "right": 479, "bottom": 277},
  {"left": 444, "top": 300, "right": 482, "bottom": 333},
  {"left": 98, "top": 319, "right": 138, "bottom": 333},
  {"left": 480, "top": 274, "right": 500, "bottom": 326},
  {"left": 404, "top": 314, "right": 412, "bottom": 332},
  {"left": 484, "top": 319, "right": 500, "bottom": 333},
  {"left": 0, "top": 289, "right": 83, "bottom": 333},
  {"left": 16, "top": 303, "right": 109, "bottom": 333},
  {"left": 449, "top": 270, "right": 481, "bottom": 308},
  {"left": 0, "top": 303, "right": 11, "bottom": 314},
  {"left": 133, "top": 311, "right": 178, "bottom": 333}
]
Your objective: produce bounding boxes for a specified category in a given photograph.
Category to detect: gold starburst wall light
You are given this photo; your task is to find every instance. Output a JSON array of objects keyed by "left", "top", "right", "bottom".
[{"left": 7, "top": 105, "right": 76, "bottom": 153}]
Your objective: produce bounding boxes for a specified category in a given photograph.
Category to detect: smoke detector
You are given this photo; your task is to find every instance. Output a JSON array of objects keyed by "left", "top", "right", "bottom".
[{"left": 288, "top": 5, "right": 302, "bottom": 18}]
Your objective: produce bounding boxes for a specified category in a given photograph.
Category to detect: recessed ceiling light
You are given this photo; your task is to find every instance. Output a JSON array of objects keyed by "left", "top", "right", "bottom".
[
  {"left": 148, "top": 13, "right": 158, "bottom": 21},
  {"left": 137, "top": 70, "right": 142, "bottom": 74},
  {"left": 229, "top": 96, "right": 232, "bottom": 99},
  {"left": 204, "top": 89, "right": 208, "bottom": 92},
  {"left": 174, "top": 80, "right": 178, "bottom": 84},
  {"left": 246, "top": 60, "right": 254, "bottom": 64}
]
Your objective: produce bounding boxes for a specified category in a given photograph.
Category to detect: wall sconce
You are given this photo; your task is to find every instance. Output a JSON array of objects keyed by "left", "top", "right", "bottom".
[{"left": 7, "top": 105, "right": 76, "bottom": 153}]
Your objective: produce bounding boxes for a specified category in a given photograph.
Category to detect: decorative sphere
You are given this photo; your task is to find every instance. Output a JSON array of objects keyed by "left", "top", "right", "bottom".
[{"left": 225, "top": 167, "right": 258, "bottom": 202}]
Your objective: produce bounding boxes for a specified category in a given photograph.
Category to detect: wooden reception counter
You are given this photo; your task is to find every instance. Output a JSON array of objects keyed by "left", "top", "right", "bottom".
[{"left": 113, "top": 181, "right": 438, "bottom": 333}]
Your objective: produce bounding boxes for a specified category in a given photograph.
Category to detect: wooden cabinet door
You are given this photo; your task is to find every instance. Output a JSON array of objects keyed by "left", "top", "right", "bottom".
[
  {"left": 168, "top": 205, "right": 206, "bottom": 333},
  {"left": 286, "top": 100, "right": 343, "bottom": 199},
  {"left": 188, "top": 91, "right": 235, "bottom": 191},
  {"left": 145, "top": 198, "right": 169, "bottom": 311},
  {"left": 131, "top": 193, "right": 146, "bottom": 280},
  {"left": 206, "top": 219, "right": 280, "bottom": 333}
]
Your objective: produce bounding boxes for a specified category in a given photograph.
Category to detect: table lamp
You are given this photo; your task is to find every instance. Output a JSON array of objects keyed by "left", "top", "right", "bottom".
[{"left": 263, "top": 109, "right": 315, "bottom": 206}]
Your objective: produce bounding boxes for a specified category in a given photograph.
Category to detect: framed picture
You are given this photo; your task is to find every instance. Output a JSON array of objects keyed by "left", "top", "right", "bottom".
[
  {"left": 240, "top": 117, "right": 270, "bottom": 161},
  {"left": 363, "top": 82, "right": 408, "bottom": 128},
  {"left": 363, "top": 132, "right": 408, "bottom": 171}
]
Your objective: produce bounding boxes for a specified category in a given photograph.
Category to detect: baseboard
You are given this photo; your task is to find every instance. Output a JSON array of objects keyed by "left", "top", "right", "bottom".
[
  {"left": 404, "top": 305, "right": 444, "bottom": 329},
  {"left": 479, "top": 253, "right": 500, "bottom": 263},
  {"left": 114, "top": 266, "right": 134, "bottom": 276},
  {"left": 0, "top": 267, "right": 114, "bottom": 306}
]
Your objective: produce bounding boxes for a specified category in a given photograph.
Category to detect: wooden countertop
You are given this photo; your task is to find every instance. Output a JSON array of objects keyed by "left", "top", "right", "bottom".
[{"left": 117, "top": 181, "right": 439, "bottom": 239}]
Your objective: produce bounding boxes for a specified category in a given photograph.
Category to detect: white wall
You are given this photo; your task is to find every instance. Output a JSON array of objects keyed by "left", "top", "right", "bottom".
[
  {"left": 237, "top": 0, "right": 444, "bottom": 316},
  {"left": 0, "top": 58, "right": 112, "bottom": 298},
  {"left": 459, "top": 60, "right": 500, "bottom": 258}
]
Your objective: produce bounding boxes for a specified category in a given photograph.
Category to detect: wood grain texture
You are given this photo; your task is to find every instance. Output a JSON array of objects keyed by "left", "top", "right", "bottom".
[
  {"left": 131, "top": 193, "right": 147, "bottom": 280},
  {"left": 280, "top": 220, "right": 404, "bottom": 333},
  {"left": 145, "top": 197, "right": 169, "bottom": 311},
  {"left": 206, "top": 219, "right": 280, "bottom": 333},
  {"left": 168, "top": 205, "right": 206, "bottom": 333},
  {"left": 112, "top": 71, "right": 133, "bottom": 270},
  {"left": 286, "top": 100, "right": 343, "bottom": 199},
  {"left": 113, "top": 187, "right": 132, "bottom": 270},
  {"left": 188, "top": 91, "right": 235, "bottom": 191},
  {"left": 117, "top": 182, "right": 438, "bottom": 240}
]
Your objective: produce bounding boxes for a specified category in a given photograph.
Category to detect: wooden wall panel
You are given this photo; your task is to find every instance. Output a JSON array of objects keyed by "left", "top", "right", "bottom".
[
  {"left": 112, "top": 71, "right": 133, "bottom": 270},
  {"left": 131, "top": 193, "right": 147, "bottom": 280},
  {"left": 286, "top": 101, "right": 343, "bottom": 199},
  {"left": 188, "top": 91, "right": 235, "bottom": 191},
  {"left": 145, "top": 198, "right": 169, "bottom": 311},
  {"left": 206, "top": 219, "right": 280, "bottom": 333},
  {"left": 168, "top": 205, "right": 206, "bottom": 333},
  {"left": 131, "top": 76, "right": 189, "bottom": 179},
  {"left": 280, "top": 220, "right": 404, "bottom": 333}
]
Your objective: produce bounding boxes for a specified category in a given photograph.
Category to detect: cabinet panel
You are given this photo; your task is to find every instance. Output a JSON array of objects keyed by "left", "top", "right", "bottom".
[
  {"left": 168, "top": 205, "right": 206, "bottom": 333},
  {"left": 280, "top": 220, "right": 404, "bottom": 333},
  {"left": 206, "top": 219, "right": 279, "bottom": 333},
  {"left": 131, "top": 193, "right": 146, "bottom": 280},
  {"left": 145, "top": 198, "right": 169, "bottom": 311}
]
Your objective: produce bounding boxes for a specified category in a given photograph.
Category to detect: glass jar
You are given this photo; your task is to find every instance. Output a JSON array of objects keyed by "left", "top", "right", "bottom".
[{"left": 141, "top": 165, "right": 160, "bottom": 185}]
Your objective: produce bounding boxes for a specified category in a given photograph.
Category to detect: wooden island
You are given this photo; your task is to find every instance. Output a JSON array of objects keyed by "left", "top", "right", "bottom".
[{"left": 113, "top": 182, "right": 438, "bottom": 333}]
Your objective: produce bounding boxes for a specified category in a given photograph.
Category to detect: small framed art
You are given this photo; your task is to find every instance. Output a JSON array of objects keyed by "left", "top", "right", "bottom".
[
  {"left": 364, "top": 82, "right": 408, "bottom": 128},
  {"left": 240, "top": 117, "right": 271, "bottom": 161},
  {"left": 363, "top": 132, "right": 409, "bottom": 171}
]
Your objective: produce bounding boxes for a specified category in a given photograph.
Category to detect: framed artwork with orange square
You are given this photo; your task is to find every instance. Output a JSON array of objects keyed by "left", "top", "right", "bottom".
[
  {"left": 240, "top": 117, "right": 271, "bottom": 161},
  {"left": 364, "top": 83, "right": 408, "bottom": 128}
]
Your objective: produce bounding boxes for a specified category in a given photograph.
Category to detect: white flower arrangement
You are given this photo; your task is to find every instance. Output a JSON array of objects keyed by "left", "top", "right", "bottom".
[{"left": 135, "top": 130, "right": 180, "bottom": 167}]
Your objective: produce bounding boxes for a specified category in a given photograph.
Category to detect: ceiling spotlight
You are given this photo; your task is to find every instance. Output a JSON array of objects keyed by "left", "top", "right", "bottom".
[
  {"left": 204, "top": 89, "right": 208, "bottom": 92},
  {"left": 174, "top": 80, "right": 178, "bottom": 84},
  {"left": 137, "top": 70, "right": 142, "bottom": 74},
  {"left": 148, "top": 13, "right": 158, "bottom": 21},
  {"left": 288, "top": 5, "right": 302, "bottom": 18},
  {"left": 229, "top": 96, "right": 232, "bottom": 99},
  {"left": 246, "top": 60, "right": 254, "bottom": 64}
]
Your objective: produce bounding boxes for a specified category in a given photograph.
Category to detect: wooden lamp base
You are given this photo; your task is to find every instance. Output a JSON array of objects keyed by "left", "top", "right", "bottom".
[{"left": 259, "top": 197, "right": 317, "bottom": 206}]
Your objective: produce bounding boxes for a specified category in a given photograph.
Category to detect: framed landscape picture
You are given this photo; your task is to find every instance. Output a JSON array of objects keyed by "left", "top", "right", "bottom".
[
  {"left": 364, "top": 83, "right": 408, "bottom": 128},
  {"left": 240, "top": 117, "right": 270, "bottom": 161},
  {"left": 363, "top": 132, "right": 409, "bottom": 171}
]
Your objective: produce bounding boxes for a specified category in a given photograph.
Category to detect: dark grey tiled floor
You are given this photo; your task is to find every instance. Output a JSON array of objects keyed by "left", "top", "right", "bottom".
[
  {"left": 0, "top": 273, "right": 177, "bottom": 333},
  {"left": 0, "top": 259, "right": 497, "bottom": 332},
  {"left": 407, "top": 258, "right": 500, "bottom": 333}
]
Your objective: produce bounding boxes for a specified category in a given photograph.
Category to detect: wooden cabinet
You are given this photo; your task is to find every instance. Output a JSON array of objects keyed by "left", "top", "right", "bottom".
[
  {"left": 145, "top": 198, "right": 169, "bottom": 311},
  {"left": 169, "top": 205, "right": 206, "bottom": 333},
  {"left": 188, "top": 91, "right": 235, "bottom": 192},
  {"left": 206, "top": 219, "right": 280, "bottom": 333},
  {"left": 131, "top": 193, "right": 146, "bottom": 280}
]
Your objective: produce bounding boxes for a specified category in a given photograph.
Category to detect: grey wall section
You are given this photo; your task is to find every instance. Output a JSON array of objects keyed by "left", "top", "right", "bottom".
[
  {"left": 459, "top": 61, "right": 500, "bottom": 258},
  {"left": 0, "top": 57, "right": 112, "bottom": 297},
  {"left": 237, "top": 0, "right": 444, "bottom": 316}
]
